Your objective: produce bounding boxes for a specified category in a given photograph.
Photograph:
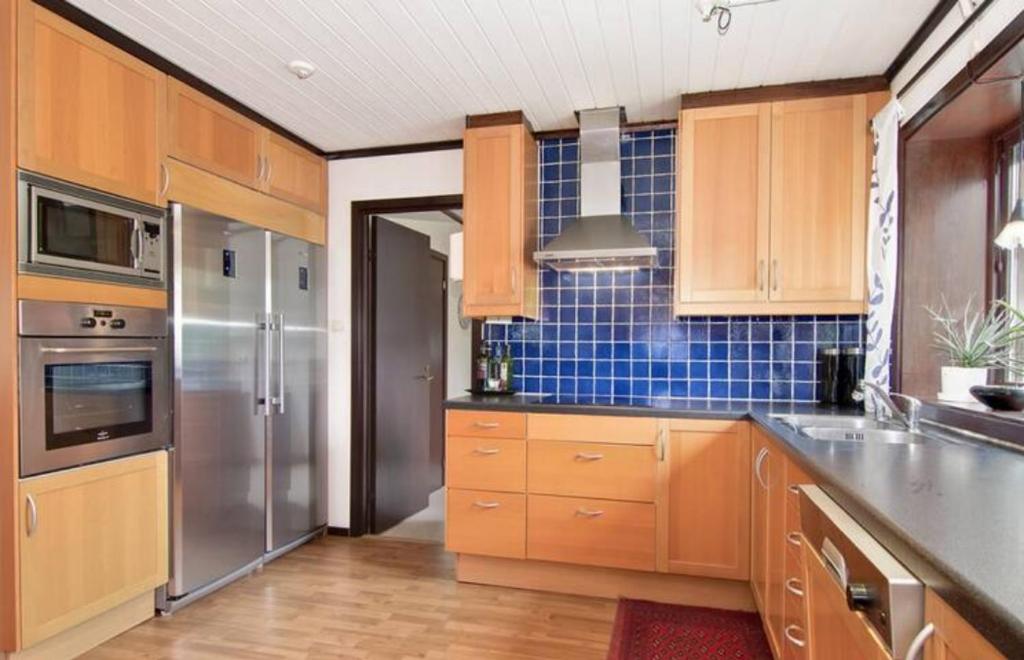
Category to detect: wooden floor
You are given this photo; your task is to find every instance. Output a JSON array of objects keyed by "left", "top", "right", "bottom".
[{"left": 85, "top": 536, "right": 618, "bottom": 660}]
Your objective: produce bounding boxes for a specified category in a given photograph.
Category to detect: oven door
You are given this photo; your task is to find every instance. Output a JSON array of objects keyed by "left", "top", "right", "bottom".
[{"left": 19, "top": 337, "right": 170, "bottom": 477}]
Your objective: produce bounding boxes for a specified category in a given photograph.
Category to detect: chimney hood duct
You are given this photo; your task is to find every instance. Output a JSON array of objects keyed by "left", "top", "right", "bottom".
[{"left": 533, "top": 107, "right": 657, "bottom": 272}]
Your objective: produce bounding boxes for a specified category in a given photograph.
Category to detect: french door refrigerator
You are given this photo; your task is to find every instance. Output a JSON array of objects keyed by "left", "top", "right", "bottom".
[{"left": 160, "top": 204, "right": 327, "bottom": 610}]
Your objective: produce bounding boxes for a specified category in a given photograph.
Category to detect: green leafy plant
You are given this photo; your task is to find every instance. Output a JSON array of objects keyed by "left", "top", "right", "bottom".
[{"left": 926, "top": 297, "right": 1020, "bottom": 369}]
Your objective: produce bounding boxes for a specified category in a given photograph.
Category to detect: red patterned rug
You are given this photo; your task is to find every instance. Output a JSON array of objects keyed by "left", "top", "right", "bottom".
[{"left": 607, "top": 599, "right": 772, "bottom": 659}]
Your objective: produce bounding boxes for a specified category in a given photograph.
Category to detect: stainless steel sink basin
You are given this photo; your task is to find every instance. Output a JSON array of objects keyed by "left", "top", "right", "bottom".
[
  {"left": 772, "top": 414, "right": 897, "bottom": 431},
  {"left": 798, "top": 427, "right": 927, "bottom": 444}
]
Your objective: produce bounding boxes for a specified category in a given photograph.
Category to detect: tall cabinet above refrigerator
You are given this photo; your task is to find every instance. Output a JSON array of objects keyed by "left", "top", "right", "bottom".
[{"left": 161, "top": 204, "right": 326, "bottom": 610}]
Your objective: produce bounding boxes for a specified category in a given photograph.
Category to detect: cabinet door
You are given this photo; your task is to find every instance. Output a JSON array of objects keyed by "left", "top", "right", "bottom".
[
  {"left": 462, "top": 123, "right": 537, "bottom": 318},
  {"left": 17, "top": 0, "right": 165, "bottom": 204},
  {"left": 18, "top": 452, "right": 168, "bottom": 648},
  {"left": 167, "top": 78, "right": 263, "bottom": 189},
  {"left": 767, "top": 443, "right": 788, "bottom": 658},
  {"left": 751, "top": 430, "right": 771, "bottom": 614},
  {"left": 666, "top": 423, "right": 751, "bottom": 580},
  {"left": 264, "top": 132, "right": 327, "bottom": 214},
  {"left": 769, "top": 95, "right": 867, "bottom": 303},
  {"left": 676, "top": 104, "right": 770, "bottom": 307},
  {"left": 924, "top": 589, "right": 1005, "bottom": 660}
]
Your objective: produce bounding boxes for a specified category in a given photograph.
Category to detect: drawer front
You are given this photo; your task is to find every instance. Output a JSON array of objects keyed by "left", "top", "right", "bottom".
[
  {"left": 448, "top": 410, "right": 526, "bottom": 439},
  {"left": 527, "top": 414, "right": 658, "bottom": 445},
  {"left": 446, "top": 489, "right": 525, "bottom": 559},
  {"left": 447, "top": 436, "right": 525, "bottom": 492},
  {"left": 527, "top": 440, "right": 656, "bottom": 502},
  {"left": 527, "top": 495, "right": 656, "bottom": 571}
]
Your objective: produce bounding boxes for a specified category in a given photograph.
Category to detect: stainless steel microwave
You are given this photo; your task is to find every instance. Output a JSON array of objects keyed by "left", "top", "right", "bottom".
[{"left": 18, "top": 170, "right": 166, "bottom": 287}]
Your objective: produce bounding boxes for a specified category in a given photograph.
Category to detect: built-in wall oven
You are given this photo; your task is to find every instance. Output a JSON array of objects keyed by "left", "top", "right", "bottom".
[
  {"left": 18, "top": 300, "right": 170, "bottom": 477},
  {"left": 18, "top": 170, "right": 166, "bottom": 287}
]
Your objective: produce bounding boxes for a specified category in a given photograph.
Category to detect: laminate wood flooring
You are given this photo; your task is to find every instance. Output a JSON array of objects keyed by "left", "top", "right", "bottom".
[{"left": 85, "top": 536, "right": 617, "bottom": 659}]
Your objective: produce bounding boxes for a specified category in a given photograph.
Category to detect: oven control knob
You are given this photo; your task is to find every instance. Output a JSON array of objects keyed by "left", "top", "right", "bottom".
[
  {"left": 846, "top": 583, "right": 876, "bottom": 611},
  {"left": 110, "top": 319, "right": 126, "bottom": 330},
  {"left": 80, "top": 317, "right": 97, "bottom": 328}
]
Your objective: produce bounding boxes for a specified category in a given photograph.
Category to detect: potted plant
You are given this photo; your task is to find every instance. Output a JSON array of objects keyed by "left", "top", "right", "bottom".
[{"left": 926, "top": 297, "right": 1019, "bottom": 402}]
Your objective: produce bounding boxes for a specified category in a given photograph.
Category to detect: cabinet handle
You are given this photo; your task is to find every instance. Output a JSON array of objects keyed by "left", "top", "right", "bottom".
[
  {"left": 575, "top": 508, "right": 604, "bottom": 517},
  {"left": 785, "top": 577, "right": 805, "bottom": 597},
  {"left": 159, "top": 162, "right": 170, "bottom": 198},
  {"left": 473, "top": 447, "right": 501, "bottom": 455},
  {"left": 772, "top": 259, "right": 780, "bottom": 292},
  {"left": 906, "top": 622, "right": 936, "bottom": 660},
  {"left": 257, "top": 155, "right": 265, "bottom": 182},
  {"left": 658, "top": 428, "right": 667, "bottom": 462},
  {"left": 788, "top": 484, "right": 801, "bottom": 495},
  {"left": 757, "top": 259, "right": 766, "bottom": 292},
  {"left": 787, "top": 531, "right": 802, "bottom": 548},
  {"left": 265, "top": 156, "right": 273, "bottom": 184},
  {"left": 754, "top": 447, "right": 768, "bottom": 489},
  {"left": 473, "top": 421, "right": 500, "bottom": 429},
  {"left": 25, "top": 495, "right": 37, "bottom": 537},
  {"left": 472, "top": 501, "right": 500, "bottom": 509},
  {"left": 574, "top": 452, "right": 604, "bottom": 461},
  {"left": 784, "top": 624, "right": 806, "bottom": 648}
]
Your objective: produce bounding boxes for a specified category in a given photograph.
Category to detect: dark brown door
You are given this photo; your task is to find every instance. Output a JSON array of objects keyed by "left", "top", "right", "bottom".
[
  {"left": 427, "top": 253, "right": 447, "bottom": 492},
  {"left": 373, "top": 219, "right": 434, "bottom": 532}
]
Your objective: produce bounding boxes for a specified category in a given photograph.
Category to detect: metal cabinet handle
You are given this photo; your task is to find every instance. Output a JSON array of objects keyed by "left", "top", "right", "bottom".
[
  {"left": 575, "top": 452, "right": 604, "bottom": 461},
  {"left": 784, "top": 624, "right": 806, "bottom": 648},
  {"left": 40, "top": 346, "right": 157, "bottom": 354},
  {"left": 785, "top": 577, "right": 805, "bottom": 597},
  {"left": 772, "top": 259, "right": 780, "bottom": 292},
  {"left": 906, "top": 622, "right": 936, "bottom": 660},
  {"left": 25, "top": 495, "right": 37, "bottom": 537},
  {"left": 472, "top": 501, "right": 500, "bottom": 509},
  {"left": 787, "top": 531, "right": 802, "bottom": 548},
  {"left": 757, "top": 259, "right": 766, "bottom": 292},
  {"left": 575, "top": 508, "right": 604, "bottom": 517},
  {"left": 473, "top": 422, "right": 500, "bottom": 429},
  {"left": 473, "top": 447, "right": 501, "bottom": 455},
  {"left": 788, "top": 484, "right": 801, "bottom": 495},
  {"left": 658, "top": 427, "right": 667, "bottom": 462},
  {"left": 265, "top": 155, "right": 273, "bottom": 183},
  {"left": 257, "top": 155, "right": 265, "bottom": 182},
  {"left": 754, "top": 447, "right": 769, "bottom": 489},
  {"left": 159, "top": 162, "right": 170, "bottom": 197}
]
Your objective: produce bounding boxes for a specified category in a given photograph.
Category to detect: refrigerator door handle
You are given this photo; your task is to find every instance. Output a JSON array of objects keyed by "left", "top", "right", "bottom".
[
  {"left": 258, "top": 312, "right": 272, "bottom": 416},
  {"left": 275, "top": 312, "right": 285, "bottom": 415}
]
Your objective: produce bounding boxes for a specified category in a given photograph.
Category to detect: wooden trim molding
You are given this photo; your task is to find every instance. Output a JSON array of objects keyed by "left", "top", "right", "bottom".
[
  {"left": 17, "top": 275, "right": 168, "bottom": 310},
  {"left": 325, "top": 139, "right": 463, "bottom": 161},
  {"left": 165, "top": 158, "right": 326, "bottom": 245},
  {"left": 679, "top": 76, "right": 889, "bottom": 109},
  {"left": 465, "top": 110, "right": 532, "bottom": 131},
  {"left": 885, "top": 0, "right": 960, "bottom": 82}
]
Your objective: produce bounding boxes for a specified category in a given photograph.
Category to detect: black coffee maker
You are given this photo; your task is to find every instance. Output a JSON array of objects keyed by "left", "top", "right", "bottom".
[{"left": 817, "top": 347, "right": 865, "bottom": 406}]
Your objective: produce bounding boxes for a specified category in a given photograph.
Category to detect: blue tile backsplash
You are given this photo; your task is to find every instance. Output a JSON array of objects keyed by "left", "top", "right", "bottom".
[{"left": 484, "top": 129, "right": 864, "bottom": 402}]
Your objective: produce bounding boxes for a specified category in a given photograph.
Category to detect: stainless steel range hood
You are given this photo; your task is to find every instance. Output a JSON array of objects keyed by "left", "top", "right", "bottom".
[{"left": 534, "top": 107, "right": 657, "bottom": 272}]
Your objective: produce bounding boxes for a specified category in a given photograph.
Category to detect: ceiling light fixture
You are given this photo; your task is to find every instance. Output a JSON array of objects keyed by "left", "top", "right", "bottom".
[
  {"left": 286, "top": 59, "right": 316, "bottom": 80},
  {"left": 695, "top": 0, "right": 781, "bottom": 35}
]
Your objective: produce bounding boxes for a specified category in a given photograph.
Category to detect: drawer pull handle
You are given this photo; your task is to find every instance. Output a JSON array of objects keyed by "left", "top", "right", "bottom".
[
  {"left": 906, "top": 623, "right": 936, "bottom": 660},
  {"left": 787, "top": 532, "right": 802, "bottom": 547},
  {"left": 472, "top": 501, "right": 501, "bottom": 509},
  {"left": 575, "top": 452, "right": 604, "bottom": 461},
  {"left": 473, "top": 447, "right": 501, "bottom": 455},
  {"left": 788, "top": 484, "right": 801, "bottom": 494},
  {"left": 784, "top": 624, "right": 806, "bottom": 648},
  {"left": 25, "top": 495, "right": 38, "bottom": 537},
  {"left": 785, "top": 577, "right": 805, "bottom": 597},
  {"left": 473, "top": 422, "right": 500, "bottom": 429},
  {"left": 575, "top": 508, "right": 604, "bottom": 517}
]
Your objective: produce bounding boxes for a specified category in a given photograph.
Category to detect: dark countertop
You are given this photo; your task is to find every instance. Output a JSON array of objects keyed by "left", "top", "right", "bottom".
[{"left": 446, "top": 394, "right": 1024, "bottom": 656}]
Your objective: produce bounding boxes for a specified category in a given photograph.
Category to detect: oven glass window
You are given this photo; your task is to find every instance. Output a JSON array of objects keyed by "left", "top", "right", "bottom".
[
  {"left": 44, "top": 361, "right": 152, "bottom": 450},
  {"left": 37, "top": 196, "right": 135, "bottom": 268}
]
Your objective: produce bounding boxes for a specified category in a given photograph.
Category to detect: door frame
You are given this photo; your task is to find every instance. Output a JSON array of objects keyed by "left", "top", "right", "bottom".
[
  {"left": 429, "top": 250, "right": 448, "bottom": 492},
  {"left": 350, "top": 194, "right": 461, "bottom": 537}
]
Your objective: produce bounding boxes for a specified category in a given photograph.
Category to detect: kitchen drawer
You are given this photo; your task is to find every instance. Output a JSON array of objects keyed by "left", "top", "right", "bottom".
[
  {"left": 786, "top": 461, "right": 812, "bottom": 508},
  {"left": 527, "top": 413, "right": 658, "bottom": 445},
  {"left": 447, "top": 436, "right": 525, "bottom": 492},
  {"left": 446, "top": 489, "right": 525, "bottom": 559},
  {"left": 527, "top": 495, "right": 656, "bottom": 571},
  {"left": 527, "top": 440, "right": 656, "bottom": 502},
  {"left": 447, "top": 410, "right": 526, "bottom": 439}
]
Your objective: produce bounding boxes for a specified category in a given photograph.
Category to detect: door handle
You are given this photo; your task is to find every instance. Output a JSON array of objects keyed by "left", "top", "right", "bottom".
[
  {"left": 276, "top": 312, "right": 285, "bottom": 415},
  {"left": 258, "top": 312, "right": 272, "bottom": 416},
  {"left": 414, "top": 365, "right": 435, "bottom": 382},
  {"left": 906, "top": 623, "right": 936, "bottom": 660},
  {"left": 25, "top": 495, "right": 37, "bottom": 537},
  {"left": 754, "top": 447, "right": 768, "bottom": 489},
  {"left": 130, "top": 219, "right": 141, "bottom": 269}
]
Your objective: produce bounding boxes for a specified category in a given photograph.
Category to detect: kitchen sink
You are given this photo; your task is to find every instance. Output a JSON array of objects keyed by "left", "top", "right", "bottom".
[
  {"left": 797, "top": 427, "right": 927, "bottom": 444},
  {"left": 772, "top": 414, "right": 898, "bottom": 431}
]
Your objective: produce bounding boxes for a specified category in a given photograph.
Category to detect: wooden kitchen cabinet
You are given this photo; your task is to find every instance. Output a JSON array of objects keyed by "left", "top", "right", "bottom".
[
  {"left": 263, "top": 131, "right": 327, "bottom": 214},
  {"left": 167, "top": 78, "right": 264, "bottom": 190},
  {"left": 665, "top": 420, "right": 751, "bottom": 580},
  {"left": 751, "top": 427, "right": 787, "bottom": 657},
  {"left": 17, "top": 0, "right": 166, "bottom": 205},
  {"left": 924, "top": 589, "right": 1005, "bottom": 660},
  {"left": 462, "top": 119, "right": 538, "bottom": 319},
  {"left": 18, "top": 451, "right": 168, "bottom": 648}
]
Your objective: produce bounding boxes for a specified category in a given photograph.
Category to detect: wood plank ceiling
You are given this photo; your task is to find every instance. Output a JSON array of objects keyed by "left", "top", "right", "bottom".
[{"left": 67, "top": 0, "right": 937, "bottom": 152}]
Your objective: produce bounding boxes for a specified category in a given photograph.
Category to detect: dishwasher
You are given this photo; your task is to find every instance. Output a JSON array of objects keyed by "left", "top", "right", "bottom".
[{"left": 799, "top": 486, "right": 930, "bottom": 659}]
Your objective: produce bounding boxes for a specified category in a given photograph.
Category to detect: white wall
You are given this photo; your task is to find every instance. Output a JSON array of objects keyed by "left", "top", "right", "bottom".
[
  {"left": 893, "top": 0, "right": 1023, "bottom": 121},
  {"left": 326, "top": 149, "right": 463, "bottom": 529}
]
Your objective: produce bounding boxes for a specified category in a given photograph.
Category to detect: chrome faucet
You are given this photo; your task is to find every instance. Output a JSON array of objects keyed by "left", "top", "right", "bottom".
[{"left": 859, "top": 381, "right": 923, "bottom": 432}]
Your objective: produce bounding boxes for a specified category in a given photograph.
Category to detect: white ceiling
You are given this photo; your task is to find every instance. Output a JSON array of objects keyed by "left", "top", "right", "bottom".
[{"left": 67, "top": 0, "right": 937, "bottom": 152}]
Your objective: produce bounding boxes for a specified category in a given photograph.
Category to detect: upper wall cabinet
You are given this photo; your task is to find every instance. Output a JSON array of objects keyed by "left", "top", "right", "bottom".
[
  {"left": 263, "top": 132, "right": 327, "bottom": 214},
  {"left": 167, "top": 78, "right": 264, "bottom": 190},
  {"left": 462, "top": 119, "right": 538, "bottom": 319},
  {"left": 676, "top": 93, "right": 878, "bottom": 316},
  {"left": 17, "top": 0, "right": 166, "bottom": 205}
]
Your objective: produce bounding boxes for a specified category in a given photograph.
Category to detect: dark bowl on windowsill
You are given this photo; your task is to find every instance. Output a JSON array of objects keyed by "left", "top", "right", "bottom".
[{"left": 969, "top": 384, "right": 1024, "bottom": 412}]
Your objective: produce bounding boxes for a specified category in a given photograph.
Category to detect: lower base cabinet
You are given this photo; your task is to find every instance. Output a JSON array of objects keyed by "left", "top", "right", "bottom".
[
  {"left": 18, "top": 451, "right": 168, "bottom": 648},
  {"left": 924, "top": 589, "right": 1005, "bottom": 660},
  {"left": 446, "top": 489, "right": 526, "bottom": 559}
]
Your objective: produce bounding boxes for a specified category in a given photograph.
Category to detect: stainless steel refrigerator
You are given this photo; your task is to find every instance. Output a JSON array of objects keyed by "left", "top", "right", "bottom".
[{"left": 160, "top": 204, "right": 327, "bottom": 610}]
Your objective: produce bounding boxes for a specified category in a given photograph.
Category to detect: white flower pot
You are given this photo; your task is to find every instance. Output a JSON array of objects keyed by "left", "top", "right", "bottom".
[{"left": 939, "top": 366, "right": 989, "bottom": 403}]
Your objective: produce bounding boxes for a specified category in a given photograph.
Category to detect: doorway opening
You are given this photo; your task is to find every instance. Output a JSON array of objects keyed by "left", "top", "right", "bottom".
[{"left": 350, "top": 195, "right": 479, "bottom": 541}]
